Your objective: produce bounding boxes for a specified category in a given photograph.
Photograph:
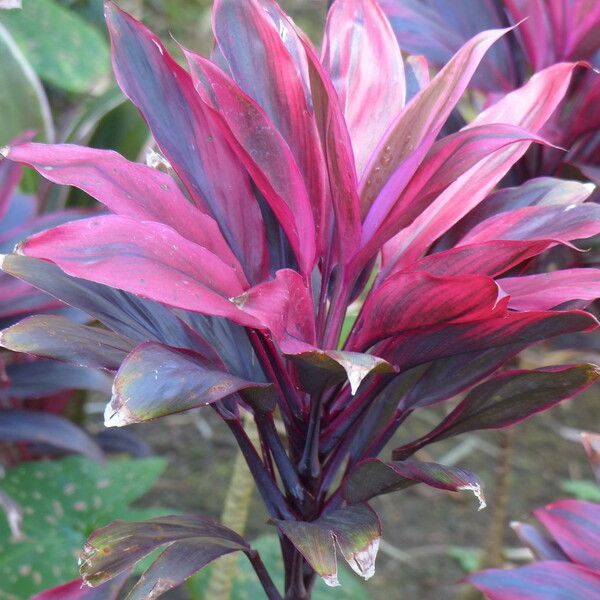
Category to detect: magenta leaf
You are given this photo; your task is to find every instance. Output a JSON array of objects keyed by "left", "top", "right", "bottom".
[
  {"left": 344, "top": 458, "right": 485, "bottom": 508},
  {"left": 104, "top": 2, "right": 267, "bottom": 284},
  {"left": 359, "top": 25, "right": 513, "bottom": 222},
  {"left": 510, "top": 521, "right": 569, "bottom": 562},
  {"left": 211, "top": 0, "right": 327, "bottom": 255},
  {"left": 0, "top": 410, "right": 104, "bottom": 461},
  {"left": 4, "top": 142, "right": 246, "bottom": 277},
  {"left": 185, "top": 51, "right": 316, "bottom": 275},
  {"left": 468, "top": 561, "right": 600, "bottom": 600},
  {"left": 322, "top": 0, "right": 405, "bottom": 177},
  {"left": 79, "top": 515, "right": 249, "bottom": 591},
  {"left": 275, "top": 504, "right": 381, "bottom": 587},
  {"left": 30, "top": 574, "right": 129, "bottom": 600},
  {"left": 351, "top": 271, "right": 504, "bottom": 350},
  {"left": 394, "top": 364, "right": 600, "bottom": 458},
  {"left": 534, "top": 499, "right": 600, "bottom": 571},
  {"left": 106, "top": 341, "right": 273, "bottom": 426},
  {"left": 1, "top": 315, "right": 134, "bottom": 370},
  {"left": 15, "top": 215, "right": 260, "bottom": 325},
  {"left": 499, "top": 268, "right": 600, "bottom": 311}
]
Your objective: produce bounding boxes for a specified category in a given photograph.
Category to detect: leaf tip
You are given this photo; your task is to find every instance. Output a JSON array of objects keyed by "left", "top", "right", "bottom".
[
  {"left": 0, "top": 146, "right": 9, "bottom": 159},
  {"left": 458, "top": 484, "right": 487, "bottom": 511},
  {"left": 348, "top": 537, "right": 380, "bottom": 580},
  {"left": 322, "top": 572, "right": 341, "bottom": 587},
  {"left": 103, "top": 401, "right": 132, "bottom": 428}
]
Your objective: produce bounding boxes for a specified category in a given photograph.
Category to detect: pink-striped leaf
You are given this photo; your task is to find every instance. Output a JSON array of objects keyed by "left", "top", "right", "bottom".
[
  {"left": 379, "top": 127, "right": 553, "bottom": 270},
  {"left": 384, "top": 310, "right": 598, "bottom": 373},
  {"left": 404, "top": 240, "right": 556, "bottom": 278},
  {"left": 106, "top": 342, "right": 273, "bottom": 426},
  {"left": 233, "top": 269, "right": 316, "bottom": 354},
  {"left": 534, "top": 499, "right": 600, "bottom": 570},
  {"left": 185, "top": 51, "right": 316, "bottom": 275},
  {"left": 352, "top": 272, "right": 504, "bottom": 350},
  {"left": 458, "top": 202, "right": 600, "bottom": 246},
  {"left": 30, "top": 574, "right": 128, "bottom": 600},
  {"left": 211, "top": 0, "right": 327, "bottom": 256},
  {"left": 468, "top": 561, "right": 600, "bottom": 600},
  {"left": 322, "top": 0, "right": 405, "bottom": 177},
  {"left": 104, "top": 3, "right": 267, "bottom": 284},
  {"left": 510, "top": 521, "right": 569, "bottom": 561},
  {"left": 499, "top": 269, "right": 600, "bottom": 311},
  {"left": 15, "top": 215, "right": 260, "bottom": 326},
  {"left": 344, "top": 458, "right": 485, "bottom": 508},
  {"left": 359, "top": 25, "right": 512, "bottom": 221},
  {"left": 298, "top": 30, "right": 361, "bottom": 266},
  {"left": 394, "top": 364, "right": 600, "bottom": 458},
  {"left": 275, "top": 504, "right": 381, "bottom": 587},
  {"left": 4, "top": 143, "right": 245, "bottom": 277}
]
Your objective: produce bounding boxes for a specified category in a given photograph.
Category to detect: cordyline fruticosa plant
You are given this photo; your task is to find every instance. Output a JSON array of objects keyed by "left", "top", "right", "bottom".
[
  {"left": 468, "top": 432, "right": 600, "bottom": 600},
  {"left": 0, "top": 0, "right": 600, "bottom": 598}
]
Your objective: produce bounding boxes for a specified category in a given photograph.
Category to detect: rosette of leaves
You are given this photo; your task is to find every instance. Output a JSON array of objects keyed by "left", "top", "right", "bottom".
[{"left": 1, "top": 0, "right": 600, "bottom": 598}]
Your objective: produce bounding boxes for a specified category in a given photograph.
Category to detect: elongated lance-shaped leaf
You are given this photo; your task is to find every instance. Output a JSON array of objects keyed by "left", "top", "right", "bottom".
[
  {"left": 106, "top": 342, "right": 273, "bottom": 427},
  {"left": 534, "top": 499, "right": 600, "bottom": 571},
  {"left": 351, "top": 271, "right": 504, "bottom": 350},
  {"left": 104, "top": 2, "right": 267, "bottom": 285},
  {"left": 289, "top": 350, "right": 396, "bottom": 395},
  {"left": 383, "top": 310, "right": 598, "bottom": 373},
  {"left": 79, "top": 515, "right": 249, "bottom": 588},
  {"left": 458, "top": 202, "right": 600, "bottom": 246},
  {"left": 298, "top": 28, "right": 361, "bottom": 267},
  {"left": 393, "top": 364, "right": 600, "bottom": 458},
  {"left": 184, "top": 50, "right": 316, "bottom": 276},
  {"left": 499, "top": 269, "right": 600, "bottom": 311},
  {"left": 275, "top": 504, "right": 381, "bottom": 587},
  {"left": 0, "top": 410, "right": 104, "bottom": 461},
  {"left": 359, "top": 25, "right": 513, "bottom": 220},
  {"left": 344, "top": 459, "right": 485, "bottom": 508},
  {"left": 4, "top": 143, "right": 246, "bottom": 278},
  {"left": 468, "top": 562, "right": 600, "bottom": 600},
  {"left": 212, "top": 0, "right": 327, "bottom": 258},
  {"left": 14, "top": 215, "right": 262, "bottom": 327},
  {"left": 0, "top": 254, "right": 213, "bottom": 356},
  {"left": 0, "top": 315, "right": 134, "bottom": 370},
  {"left": 322, "top": 0, "right": 405, "bottom": 177},
  {"left": 0, "top": 133, "right": 33, "bottom": 220}
]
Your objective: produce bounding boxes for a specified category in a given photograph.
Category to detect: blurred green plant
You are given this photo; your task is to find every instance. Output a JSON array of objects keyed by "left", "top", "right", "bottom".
[
  {"left": 561, "top": 478, "right": 600, "bottom": 502},
  {"left": 0, "top": 455, "right": 170, "bottom": 598}
]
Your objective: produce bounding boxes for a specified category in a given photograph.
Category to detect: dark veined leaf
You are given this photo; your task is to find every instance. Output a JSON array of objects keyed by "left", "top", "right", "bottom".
[
  {"left": 0, "top": 315, "right": 134, "bottom": 370},
  {"left": 344, "top": 459, "right": 485, "bottom": 509},
  {"left": 0, "top": 455, "right": 169, "bottom": 597},
  {"left": 289, "top": 350, "right": 396, "bottom": 395},
  {"left": 106, "top": 342, "right": 273, "bottom": 427},
  {"left": 275, "top": 504, "right": 381, "bottom": 587},
  {"left": 79, "top": 515, "right": 249, "bottom": 598},
  {"left": 534, "top": 499, "right": 600, "bottom": 571},
  {"left": 394, "top": 364, "right": 600, "bottom": 458},
  {"left": 468, "top": 561, "right": 600, "bottom": 600},
  {"left": 0, "top": 410, "right": 103, "bottom": 461}
]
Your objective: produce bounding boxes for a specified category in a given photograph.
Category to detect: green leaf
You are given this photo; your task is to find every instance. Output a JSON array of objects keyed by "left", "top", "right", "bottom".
[
  {"left": 0, "top": 455, "right": 169, "bottom": 597},
  {"left": 560, "top": 479, "right": 600, "bottom": 502},
  {"left": 0, "top": 22, "right": 53, "bottom": 146},
  {"left": 187, "top": 534, "right": 373, "bottom": 600},
  {"left": 447, "top": 546, "right": 480, "bottom": 573},
  {"left": 0, "top": 0, "right": 110, "bottom": 93}
]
